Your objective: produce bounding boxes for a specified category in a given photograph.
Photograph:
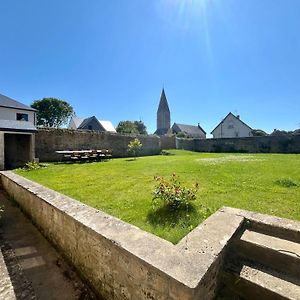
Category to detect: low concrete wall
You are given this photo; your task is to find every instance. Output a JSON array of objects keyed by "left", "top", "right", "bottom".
[
  {"left": 176, "top": 135, "right": 300, "bottom": 153},
  {"left": 160, "top": 136, "right": 176, "bottom": 150},
  {"left": 35, "top": 129, "right": 161, "bottom": 162},
  {"left": 0, "top": 171, "right": 244, "bottom": 300}
]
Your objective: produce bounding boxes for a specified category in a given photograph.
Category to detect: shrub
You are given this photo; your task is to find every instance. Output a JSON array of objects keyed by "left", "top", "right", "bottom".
[
  {"left": 275, "top": 178, "right": 298, "bottom": 188},
  {"left": 128, "top": 138, "right": 143, "bottom": 159},
  {"left": 152, "top": 174, "right": 198, "bottom": 209},
  {"left": 23, "top": 162, "right": 48, "bottom": 171}
]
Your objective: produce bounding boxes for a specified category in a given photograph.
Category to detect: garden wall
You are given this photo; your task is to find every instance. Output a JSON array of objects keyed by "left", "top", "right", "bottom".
[
  {"left": 35, "top": 128, "right": 161, "bottom": 162},
  {"left": 0, "top": 171, "right": 244, "bottom": 300},
  {"left": 176, "top": 135, "right": 300, "bottom": 153},
  {"left": 160, "top": 136, "right": 176, "bottom": 150}
]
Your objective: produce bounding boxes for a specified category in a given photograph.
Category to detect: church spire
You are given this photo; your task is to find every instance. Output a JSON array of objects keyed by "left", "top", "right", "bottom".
[
  {"left": 155, "top": 88, "right": 171, "bottom": 135},
  {"left": 157, "top": 88, "right": 170, "bottom": 113}
]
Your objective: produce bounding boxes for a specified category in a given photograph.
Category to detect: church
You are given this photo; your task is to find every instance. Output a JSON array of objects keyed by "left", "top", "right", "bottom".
[{"left": 154, "top": 89, "right": 206, "bottom": 139}]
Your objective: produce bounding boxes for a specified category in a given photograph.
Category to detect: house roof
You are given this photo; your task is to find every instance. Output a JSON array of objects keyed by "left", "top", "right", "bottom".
[
  {"left": 72, "top": 116, "right": 116, "bottom": 132},
  {"left": 78, "top": 116, "right": 101, "bottom": 129},
  {"left": 0, "top": 94, "right": 37, "bottom": 111},
  {"left": 173, "top": 123, "right": 206, "bottom": 135},
  {"left": 71, "top": 116, "right": 84, "bottom": 128},
  {"left": 99, "top": 120, "right": 116, "bottom": 132},
  {"left": 0, "top": 120, "right": 37, "bottom": 132},
  {"left": 210, "top": 112, "right": 252, "bottom": 134}
]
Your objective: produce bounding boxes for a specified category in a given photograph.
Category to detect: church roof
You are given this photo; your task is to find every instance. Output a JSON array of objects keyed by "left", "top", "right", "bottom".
[
  {"left": 0, "top": 93, "right": 37, "bottom": 111},
  {"left": 157, "top": 89, "right": 170, "bottom": 113},
  {"left": 172, "top": 123, "right": 206, "bottom": 137}
]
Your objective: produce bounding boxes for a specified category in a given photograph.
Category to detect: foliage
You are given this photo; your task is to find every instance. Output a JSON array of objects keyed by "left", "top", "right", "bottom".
[
  {"left": 127, "top": 138, "right": 143, "bottom": 158},
  {"left": 116, "top": 120, "right": 147, "bottom": 135},
  {"left": 251, "top": 129, "right": 268, "bottom": 136},
  {"left": 31, "top": 98, "right": 74, "bottom": 128},
  {"left": 152, "top": 174, "right": 198, "bottom": 209},
  {"left": 176, "top": 132, "right": 187, "bottom": 138},
  {"left": 23, "top": 162, "right": 48, "bottom": 171},
  {"left": 275, "top": 178, "right": 298, "bottom": 188},
  {"left": 134, "top": 121, "right": 147, "bottom": 135}
]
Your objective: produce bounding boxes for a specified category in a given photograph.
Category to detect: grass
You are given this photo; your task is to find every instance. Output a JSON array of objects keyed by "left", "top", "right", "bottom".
[{"left": 15, "top": 150, "right": 300, "bottom": 244}]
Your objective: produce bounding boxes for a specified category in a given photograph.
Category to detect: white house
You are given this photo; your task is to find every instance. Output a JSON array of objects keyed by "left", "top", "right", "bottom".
[
  {"left": 211, "top": 112, "right": 253, "bottom": 139},
  {"left": 69, "top": 116, "right": 116, "bottom": 133},
  {"left": 0, "top": 93, "right": 37, "bottom": 170}
]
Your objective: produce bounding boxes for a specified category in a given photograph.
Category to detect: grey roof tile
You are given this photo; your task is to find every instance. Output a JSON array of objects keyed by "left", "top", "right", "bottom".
[{"left": 0, "top": 94, "right": 36, "bottom": 111}]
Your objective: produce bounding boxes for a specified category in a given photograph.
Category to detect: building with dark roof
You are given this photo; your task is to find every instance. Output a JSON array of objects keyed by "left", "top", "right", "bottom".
[
  {"left": 172, "top": 123, "right": 206, "bottom": 139},
  {"left": 154, "top": 89, "right": 171, "bottom": 135},
  {"left": 68, "top": 116, "right": 116, "bottom": 132},
  {"left": 211, "top": 112, "right": 253, "bottom": 138},
  {"left": 0, "top": 93, "right": 37, "bottom": 170}
]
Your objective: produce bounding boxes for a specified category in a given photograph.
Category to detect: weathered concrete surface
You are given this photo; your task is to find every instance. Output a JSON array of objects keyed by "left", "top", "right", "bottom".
[
  {"left": 35, "top": 128, "right": 161, "bottom": 162},
  {"left": 0, "top": 190, "right": 96, "bottom": 300},
  {"left": 232, "top": 264, "right": 300, "bottom": 300},
  {"left": 0, "top": 171, "right": 244, "bottom": 300},
  {"left": 0, "top": 245, "right": 16, "bottom": 300}
]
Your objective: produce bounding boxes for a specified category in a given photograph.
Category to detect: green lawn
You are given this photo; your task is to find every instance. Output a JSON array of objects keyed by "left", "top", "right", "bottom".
[{"left": 15, "top": 150, "right": 300, "bottom": 244}]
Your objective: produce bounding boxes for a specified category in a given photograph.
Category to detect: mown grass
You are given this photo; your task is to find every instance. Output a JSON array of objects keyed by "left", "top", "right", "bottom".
[{"left": 15, "top": 150, "right": 300, "bottom": 244}]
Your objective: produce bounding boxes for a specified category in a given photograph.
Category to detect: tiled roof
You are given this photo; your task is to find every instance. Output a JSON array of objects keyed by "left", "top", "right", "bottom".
[
  {"left": 173, "top": 123, "right": 206, "bottom": 136},
  {"left": 0, "top": 94, "right": 36, "bottom": 111}
]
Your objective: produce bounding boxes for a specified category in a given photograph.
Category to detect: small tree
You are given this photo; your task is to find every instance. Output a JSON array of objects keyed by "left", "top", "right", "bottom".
[
  {"left": 116, "top": 120, "right": 147, "bottom": 134},
  {"left": 128, "top": 138, "right": 143, "bottom": 159},
  {"left": 31, "top": 98, "right": 74, "bottom": 128}
]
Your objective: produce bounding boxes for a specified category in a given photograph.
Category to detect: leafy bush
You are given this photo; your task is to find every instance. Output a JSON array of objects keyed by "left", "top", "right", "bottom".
[
  {"left": 152, "top": 174, "right": 198, "bottom": 209},
  {"left": 23, "top": 162, "right": 48, "bottom": 171},
  {"left": 275, "top": 178, "right": 298, "bottom": 188},
  {"left": 127, "top": 138, "right": 143, "bottom": 158}
]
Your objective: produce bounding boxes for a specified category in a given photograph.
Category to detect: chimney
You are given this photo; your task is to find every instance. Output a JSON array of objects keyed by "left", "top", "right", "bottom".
[{"left": 237, "top": 115, "right": 240, "bottom": 119}]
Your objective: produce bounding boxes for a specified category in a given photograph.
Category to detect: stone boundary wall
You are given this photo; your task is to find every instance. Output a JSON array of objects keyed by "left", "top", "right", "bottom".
[
  {"left": 0, "top": 171, "right": 244, "bottom": 300},
  {"left": 35, "top": 128, "right": 161, "bottom": 162},
  {"left": 160, "top": 136, "right": 176, "bottom": 150},
  {"left": 176, "top": 135, "right": 300, "bottom": 153}
]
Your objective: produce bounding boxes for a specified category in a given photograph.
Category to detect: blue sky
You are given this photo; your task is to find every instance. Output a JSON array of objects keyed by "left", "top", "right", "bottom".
[{"left": 1, "top": 0, "right": 299, "bottom": 135}]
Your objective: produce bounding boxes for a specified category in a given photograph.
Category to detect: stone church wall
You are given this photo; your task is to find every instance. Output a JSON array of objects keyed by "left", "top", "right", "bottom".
[
  {"left": 176, "top": 136, "right": 300, "bottom": 154},
  {"left": 36, "top": 128, "right": 160, "bottom": 162}
]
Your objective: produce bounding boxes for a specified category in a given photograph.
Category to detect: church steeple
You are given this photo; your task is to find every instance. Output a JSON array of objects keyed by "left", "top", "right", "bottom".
[{"left": 155, "top": 89, "right": 171, "bottom": 135}]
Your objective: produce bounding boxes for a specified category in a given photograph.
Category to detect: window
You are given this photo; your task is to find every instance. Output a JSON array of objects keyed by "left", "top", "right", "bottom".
[
  {"left": 88, "top": 125, "right": 92, "bottom": 130},
  {"left": 16, "top": 113, "right": 28, "bottom": 121},
  {"left": 228, "top": 121, "right": 234, "bottom": 129}
]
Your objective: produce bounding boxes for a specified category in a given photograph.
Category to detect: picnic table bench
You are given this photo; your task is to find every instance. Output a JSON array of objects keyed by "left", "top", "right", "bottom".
[{"left": 55, "top": 149, "right": 112, "bottom": 161}]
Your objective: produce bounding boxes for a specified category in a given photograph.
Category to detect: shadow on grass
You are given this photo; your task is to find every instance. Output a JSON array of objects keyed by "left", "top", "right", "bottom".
[
  {"left": 125, "top": 158, "right": 137, "bottom": 162},
  {"left": 147, "top": 203, "right": 199, "bottom": 228}
]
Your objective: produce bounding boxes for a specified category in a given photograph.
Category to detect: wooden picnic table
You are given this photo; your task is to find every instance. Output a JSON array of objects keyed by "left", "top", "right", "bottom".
[{"left": 55, "top": 149, "right": 112, "bottom": 161}]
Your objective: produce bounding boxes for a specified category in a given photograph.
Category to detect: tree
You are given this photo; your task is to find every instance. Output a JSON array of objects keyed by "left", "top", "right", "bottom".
[
  {"left": 251, "top": 129, "right": 268, "bottom": 137},
  {"left": 134, "top": 121, "right": 147, "bottom": 135},
  {"left": 128, "top": 138, "right": 143, "bottom": 159},
  {"left": 116, "top": 120, "right": 147, "bottom": 134},
  {"left": 31, "top": 98, "right": 74, "bottom": 128}
]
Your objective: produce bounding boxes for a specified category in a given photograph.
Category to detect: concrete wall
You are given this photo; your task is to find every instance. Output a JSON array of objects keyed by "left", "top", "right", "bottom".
[
  {"left": 0, "top": 171, "right": 244, "bottom": 300},
  {"left": 0, "top": 107, "right": 35, "bottom": 124},
  {"left": 176, "top": 135, "right": 300, "bottom": 153},
  {"left": 35, "top": 128, "right": 161, "bottom": 162},
  {"left": 160, "top": 136, "right": 176, "bottom": 150}
]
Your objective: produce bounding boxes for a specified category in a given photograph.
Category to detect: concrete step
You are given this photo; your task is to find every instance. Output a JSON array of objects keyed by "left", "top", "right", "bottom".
[
  {"left": 236, "top": 229, "right": 300, "bottom": 279},
  {"left": 221, "top": 263, "right": 300, "bottom": 300}
]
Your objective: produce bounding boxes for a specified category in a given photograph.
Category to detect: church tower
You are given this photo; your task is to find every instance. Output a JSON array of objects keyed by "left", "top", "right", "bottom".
[{"left": 155, "top": 89, "right": 170, "bottom": 135}]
